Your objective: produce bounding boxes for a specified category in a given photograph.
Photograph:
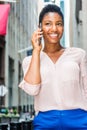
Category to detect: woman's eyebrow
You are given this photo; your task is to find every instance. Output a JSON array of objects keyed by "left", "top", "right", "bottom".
[{"left": 43, "top": 20, "right": 63, "bottom": 22}]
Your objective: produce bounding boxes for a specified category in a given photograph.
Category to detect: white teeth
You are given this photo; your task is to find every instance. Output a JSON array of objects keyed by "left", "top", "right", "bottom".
[{"left": 50, "top": 34, "right": 58, "bottom": 37}]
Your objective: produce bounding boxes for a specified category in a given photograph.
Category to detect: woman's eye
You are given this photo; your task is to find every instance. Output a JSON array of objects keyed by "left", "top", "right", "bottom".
[
  {"left": 45, "top": 23, "right": 51, "bottom": 26},
  {"left": 57, "top": 23, "right": 63, "bottom": 26}
]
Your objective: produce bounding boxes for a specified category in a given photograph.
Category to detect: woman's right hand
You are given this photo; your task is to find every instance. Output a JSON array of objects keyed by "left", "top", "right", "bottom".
[{"left": 31, "top": 28, "right": 43, "bottom": 52}]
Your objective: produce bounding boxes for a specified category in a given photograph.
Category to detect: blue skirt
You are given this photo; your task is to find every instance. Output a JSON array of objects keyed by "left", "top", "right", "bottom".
[{"left": 33, "top": 109, "right": 87, "bottom": 130}]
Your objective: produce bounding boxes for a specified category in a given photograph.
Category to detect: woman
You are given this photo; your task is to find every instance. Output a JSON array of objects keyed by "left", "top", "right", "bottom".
[{"left": 19, "top": 4, "right": 87, "bottom": 130}]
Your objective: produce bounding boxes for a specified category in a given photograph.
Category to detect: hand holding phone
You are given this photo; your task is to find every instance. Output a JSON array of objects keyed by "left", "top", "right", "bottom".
[{"left": 31, "top": 23, "right": 43, "bottom": 51}]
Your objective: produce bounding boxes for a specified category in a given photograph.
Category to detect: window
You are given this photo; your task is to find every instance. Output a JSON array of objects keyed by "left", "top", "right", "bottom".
[
  {"left": 27, "top": 49, "right": 33, "bottom": 56},
  {"left": 75, "top": 0, "right": 82, "bottom": 24},
  {"left": 44, "top": 0, "right": 50, "bottom": 2}
]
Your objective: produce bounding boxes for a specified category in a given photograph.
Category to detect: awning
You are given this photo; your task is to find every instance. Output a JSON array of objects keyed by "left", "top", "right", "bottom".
[{"left": 0, "top": 4, "right": 10, "bottom": 36}]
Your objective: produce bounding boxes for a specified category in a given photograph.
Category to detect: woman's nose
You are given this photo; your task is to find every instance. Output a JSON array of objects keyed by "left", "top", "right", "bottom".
[{"left": 51, "top": 25, "right": 57, "bottom": 31}]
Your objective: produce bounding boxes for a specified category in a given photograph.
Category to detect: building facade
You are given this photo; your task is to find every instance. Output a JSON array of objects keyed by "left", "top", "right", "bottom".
[
  {"left": 69, "top": 0, "right": 87, "bottom": 52},
  {"left": 0, "top": 1, "right": 8, "bottom": 107},
  {"left": 4, "top": 0, "right": 38, "bottom": 112}
]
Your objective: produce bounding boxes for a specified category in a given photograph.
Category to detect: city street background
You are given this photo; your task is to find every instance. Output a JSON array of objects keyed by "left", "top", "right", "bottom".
[{"left": 0, "top": 0, "right": 87, "bottom": 127}]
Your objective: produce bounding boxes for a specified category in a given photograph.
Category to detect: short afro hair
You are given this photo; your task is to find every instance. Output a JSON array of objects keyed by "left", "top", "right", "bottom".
[{"left": 39, "top": 4, "right": 64, "bottom": 25}]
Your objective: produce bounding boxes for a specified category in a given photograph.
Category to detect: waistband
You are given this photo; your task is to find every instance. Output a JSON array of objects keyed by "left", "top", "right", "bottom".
[{"left": 39, "top": 109, "right": 87, "bottom": 116}]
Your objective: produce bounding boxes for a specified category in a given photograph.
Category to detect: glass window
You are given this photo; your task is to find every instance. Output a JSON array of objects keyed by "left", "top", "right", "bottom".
[{"left": 44, "top": 0, "right": 50, "bottom": 2}]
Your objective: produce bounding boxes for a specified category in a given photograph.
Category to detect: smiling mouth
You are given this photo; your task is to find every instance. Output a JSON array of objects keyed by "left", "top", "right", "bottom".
[{"left": 49, "top": 33, "right": 58, "bottom": 39}]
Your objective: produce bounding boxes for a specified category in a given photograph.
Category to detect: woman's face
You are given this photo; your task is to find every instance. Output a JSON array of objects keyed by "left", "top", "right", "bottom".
[{"left": 42, "top": 12, "right": 64, "bottom": 44}]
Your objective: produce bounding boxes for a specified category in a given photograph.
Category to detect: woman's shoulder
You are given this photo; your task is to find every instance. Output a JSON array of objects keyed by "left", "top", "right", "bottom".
[
  {"left": 67, "top": 47, "right": 86, "bottom": 55},
  {"left": 23, "top": 55, "right": 32, "bottom": 61},
  {"left": 22, "top": 55, "right": 32, "bottom": 66}
]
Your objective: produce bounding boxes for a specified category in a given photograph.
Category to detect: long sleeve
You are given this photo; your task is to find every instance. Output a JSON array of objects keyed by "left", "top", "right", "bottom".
[
  {"left": 19, "top": 56, "right": 41, "bottom": 96},
  {"left": 80, "top": 51, "right": 87, "bottom": 99}
]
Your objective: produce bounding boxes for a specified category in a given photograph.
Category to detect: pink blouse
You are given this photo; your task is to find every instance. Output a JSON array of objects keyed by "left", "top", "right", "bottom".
[{"left": 19, "top": 47, "right": 87, "bottom": 112}]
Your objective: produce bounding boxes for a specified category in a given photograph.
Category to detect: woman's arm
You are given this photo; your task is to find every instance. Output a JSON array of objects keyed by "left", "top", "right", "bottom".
[
  {"left": 19, "top": 28, "right": 43, "bottom": 95},
  {"left": 24, "top": 28, "right": 43, "bottom": 85},
  {"left": 24, "top": 50, "right": 41, "bottom": 84}
]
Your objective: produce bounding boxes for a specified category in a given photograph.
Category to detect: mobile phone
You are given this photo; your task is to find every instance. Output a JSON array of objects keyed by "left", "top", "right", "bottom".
[
  {"left": 39, "top": 23, "right": 42, "bottom": 29},
  {"left": 38, "top": 23, "right": 42, "bottom": 45}
]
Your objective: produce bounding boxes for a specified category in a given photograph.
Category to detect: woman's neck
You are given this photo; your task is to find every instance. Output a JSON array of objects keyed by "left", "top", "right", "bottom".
[{"left": 43, "top": 43, "right": 64, "bottom": 54}]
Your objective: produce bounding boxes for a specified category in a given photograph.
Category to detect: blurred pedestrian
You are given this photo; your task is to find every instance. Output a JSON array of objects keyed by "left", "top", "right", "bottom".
[{"left": 19, "top": 4, "right": 87, "bottom": 130}]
